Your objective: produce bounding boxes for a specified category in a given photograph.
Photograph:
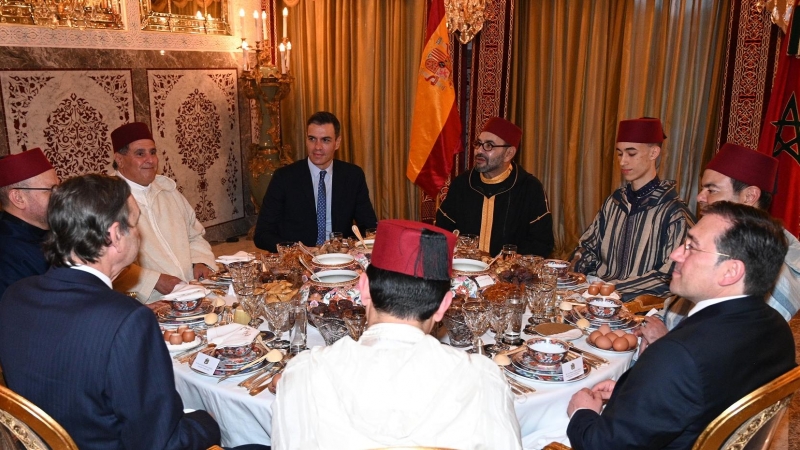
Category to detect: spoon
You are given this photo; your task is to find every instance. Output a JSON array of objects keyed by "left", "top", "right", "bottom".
[
  {"left": 351, "top": 225, "right": 368, "bottom": 249},
  {"left": 297, "top": 256, "right": 321, "bottom": 281},
  {"left": 453, "top": 229, "right": 460, "bottom": 237}
]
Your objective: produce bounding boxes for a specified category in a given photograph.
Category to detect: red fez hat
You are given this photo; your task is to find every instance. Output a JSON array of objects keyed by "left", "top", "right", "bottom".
[
  {"left": 370, "top": 219, "right": 457, "bottom": 281},
  {"left": 616, "top": 117, "right": 667, "bottom": 144},
  {"left": 706, "top": 143, "right": 779, "bottom": 193},
  {"left": 111, "top": 122, "right": 153, "bottom": 152},
  {"left": 0, "top": 148, "right": 54, "bottom": 188},
  {"left": 482, "top": 117, "right": 522, "bottom": 148}
]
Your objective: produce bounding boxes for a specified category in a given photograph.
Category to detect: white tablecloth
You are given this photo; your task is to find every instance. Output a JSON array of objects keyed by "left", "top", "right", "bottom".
[{"left": 173, "top": 312, "right": 633, "bottom": 449}]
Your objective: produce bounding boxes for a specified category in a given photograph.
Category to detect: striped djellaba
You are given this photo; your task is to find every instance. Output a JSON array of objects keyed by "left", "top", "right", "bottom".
[{"left": 571, "top": 180, "right": 696, "bottom": 301}]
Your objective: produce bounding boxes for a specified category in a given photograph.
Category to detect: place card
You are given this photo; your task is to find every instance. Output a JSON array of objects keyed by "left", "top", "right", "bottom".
[
  {"left": 191, "top": 352, "right": 221, "bottom": 375},
  {"left": 475, "top": 274, "right": 495, "bottom": 288},
  {"left": 561, "top": 356, "right": 585, "bottom": 381}
]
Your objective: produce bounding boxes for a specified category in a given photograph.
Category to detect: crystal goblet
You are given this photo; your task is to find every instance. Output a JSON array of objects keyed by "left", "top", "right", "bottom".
[
  {"left": 461, "top": 300, "right": 490, "bottom": 355},
  {"left": 484, "top": 302, "right": 512, "bottom": 353},
  {"left": 263, "top": 301, "right": 294, "bottom": 349}
]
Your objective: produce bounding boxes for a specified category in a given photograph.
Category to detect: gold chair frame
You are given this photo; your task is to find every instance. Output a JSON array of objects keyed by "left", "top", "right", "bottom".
[
  {"left": 544, "top": 366, "right": 800, "bottom": 450},
  {"left": 0, "top": 384, "right": 78, "bottom": 450},
  {"left": 692, "top": 365, "right": 800, "bottom": 450}
]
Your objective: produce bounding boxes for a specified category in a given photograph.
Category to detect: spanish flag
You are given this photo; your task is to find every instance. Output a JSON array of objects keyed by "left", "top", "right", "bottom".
[
  {"left": 758, "top": 0, "right": 800, "bottom": 236},
  {"left": 406, "top": 0, "right": 463, "bottom": 197}
]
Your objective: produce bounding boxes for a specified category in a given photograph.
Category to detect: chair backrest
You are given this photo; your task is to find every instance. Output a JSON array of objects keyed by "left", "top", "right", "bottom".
[
  {"left": 692, "top": 365, "right": 800, "bottom": 450},
  {"left": 0, "top": 384, "right": 78, "bottom": 450}
]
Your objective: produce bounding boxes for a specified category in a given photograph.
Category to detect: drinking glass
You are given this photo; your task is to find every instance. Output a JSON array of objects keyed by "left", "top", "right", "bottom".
[
  {"left": 462, "top": 300, "right": 490, "bottom": 355},
  {"left": 526, "top": 282, "right": 555, "bottom": 325},
  {"left": 263, "top": 301, "right": 294, "bottom": 349},
  {"left": 442, "top": 298, "right": 472, "bottom": 347},
  {"left": 503, "top": 296, "right": 526, "bottom": 345},
  {"left": 484, "top": 302, "right": 512, "bottom": 353},
  {"left": 259, "top": 252, "right": 280, "bottom": 281},
  {"left": 456, "top": 234, "right": 479, "bottom": 258},
  {"left": 328, "top": 232, "right": 344, "bottom": 252},
  {"left": 238, "top": 293, "right": 263, "bottom": 328},
  {"left": 501, "top": 244, "right": 518, "bottom": 262},
  {"left": 342, "top": 306, "right": 367, "bottom": 341},
  {"left": 228, "top": 261, "right": 257, "bottom": 297}
]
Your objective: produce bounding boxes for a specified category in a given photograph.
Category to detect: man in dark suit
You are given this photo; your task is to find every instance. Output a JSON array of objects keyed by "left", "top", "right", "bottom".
[
  {"left": 0, "top": 174, "right": 221, "bottom": 450},
  {"left": 254, "top": 111, "right": 378, "bottom": 252},
  {"left": 565, "top": 202, "right": 795, "bottom": 449},
  {"left": 0, "top": 148, "right": 58, "bottom": 299}
]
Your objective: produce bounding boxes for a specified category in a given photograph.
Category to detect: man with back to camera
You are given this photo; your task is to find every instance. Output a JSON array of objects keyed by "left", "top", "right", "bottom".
[
  {"left": 565, "top": 202, "right": 795, "bottom": 449},
  {"left": 254, "top": 111, "right": 378, "bottom": 252},
  {"left": 436, "top": 117, "right": 554, "bottom": 257},
  {"left": 0, "top": 174, "right": 222, "bottom": 449},
  {"left": 109, "top": 122, "right": 218, "bottom": 303},
  {"left": 570, "top": 117, "right": 695, "bottom": 301},
  {"left": 271, "top": 219, "right": 522, "bottom": 449},
  {"left": 0, "top": 148, "right": 59, "bottom": 299},
  {"left": 637, "top": 142, "right": 800, "bottom": 349}
]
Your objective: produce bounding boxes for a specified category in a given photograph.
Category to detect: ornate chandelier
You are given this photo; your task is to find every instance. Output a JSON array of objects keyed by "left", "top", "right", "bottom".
[{"left": 444, "top": 0, "right": 487, "bottom": 45}]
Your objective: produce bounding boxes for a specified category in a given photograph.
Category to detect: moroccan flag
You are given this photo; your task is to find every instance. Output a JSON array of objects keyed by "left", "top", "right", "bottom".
[
  {"left": 406, "top": 0, "right": 463, "bottom": 197},
  {"left": 758, "top": 0, "right": 800, "bottom": 236}
]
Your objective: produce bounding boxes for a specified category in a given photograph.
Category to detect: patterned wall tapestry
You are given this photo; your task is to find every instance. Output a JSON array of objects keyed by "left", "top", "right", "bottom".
[
  {"left": 147, "top": 69, "right": 244, "bottom": 228},
  {"left": 0, "top": 69, "right": 133, "bottom": 179},
  {"left": 716, "top": 0, "right": 781, "bottom": 150}
]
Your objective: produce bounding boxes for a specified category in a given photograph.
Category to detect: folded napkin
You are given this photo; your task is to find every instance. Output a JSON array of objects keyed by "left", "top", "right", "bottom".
[
  {"left": 206, "top": 324, "right": 259, "bottom": 348},
  {"left": 548, "top": 329, "right": 583, "bottom": 340},
  {"left": 215, "top": 251, "right": 254, "bottom": 264},
  {"left": 582, "top": 290, "right": 621, "bottom": 300},
  {"left": 162, "top": 284, "right": 209, "bottom": 301}
]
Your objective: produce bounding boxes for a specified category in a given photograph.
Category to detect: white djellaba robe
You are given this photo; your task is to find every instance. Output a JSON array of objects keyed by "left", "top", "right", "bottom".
[
  {"left": 113, "top": 173, "right": 218, "bottom": 303},
  {"left": 272, "top": 323, "right": 522, "bottom": 450}
]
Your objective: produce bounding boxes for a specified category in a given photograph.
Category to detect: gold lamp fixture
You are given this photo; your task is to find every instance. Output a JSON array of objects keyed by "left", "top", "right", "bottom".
[{"left": 444, "top": 0, "right": 487, "bottom": 45}]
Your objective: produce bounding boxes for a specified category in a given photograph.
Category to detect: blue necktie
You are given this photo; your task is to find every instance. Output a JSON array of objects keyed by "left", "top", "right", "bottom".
[{"left": 316, "top": 170, "right": 327, "bottom": 245}]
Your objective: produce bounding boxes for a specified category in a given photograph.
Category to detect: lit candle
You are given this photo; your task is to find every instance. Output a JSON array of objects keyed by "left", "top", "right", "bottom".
[
  {"left": 242, "top": 40, "right": 249, "bottom": 71},
  {"left": 253, "top": 10, "right": 259, "bottom": 41},
  {"left": 261, "top": 10, "right": 267, "bottom": 41},
  {"left": 279, "top": 42, "right": 286, "bottom": 74},
  {"left": 239, "top": 8, "right": 245, "bottom": 37},
  {"left": 286, "top": 41, "right": 291, "bottom": 72},
  {"left": 282, "top": 7, "right": 288, "bottom": 39},
  {"left": 207, "top": 13, "right": 212, "bottom": 21},
  {"left": 195, "top": 10, "right": 202, "bottom": 20}
]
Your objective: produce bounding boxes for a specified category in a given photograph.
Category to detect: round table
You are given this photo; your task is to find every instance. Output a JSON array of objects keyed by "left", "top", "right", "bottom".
[{"left": 172, "top": 307, "right": 634, "bottom": 449}]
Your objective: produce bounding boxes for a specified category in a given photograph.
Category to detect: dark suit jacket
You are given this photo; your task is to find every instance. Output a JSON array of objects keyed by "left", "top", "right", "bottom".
[
  {"left": 0, "top": 212, "right": 48, "bottom": 300},
  {"left": 567, "top": 295, "right": 796, "bottom": 449},
  {"left": 254, "top": 158, "right": 378, "bottom": 252},
  {"left": 0, "top": 268, "right": 220, "bottom": 450}
]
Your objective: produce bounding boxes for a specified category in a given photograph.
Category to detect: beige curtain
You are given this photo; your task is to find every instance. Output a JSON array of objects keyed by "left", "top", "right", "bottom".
[
  {"left": 510, "top": 0, "right": 729, "bottom": 257},
  {"left": 280, "top": 0, "right": 426, "bottom": 221}
]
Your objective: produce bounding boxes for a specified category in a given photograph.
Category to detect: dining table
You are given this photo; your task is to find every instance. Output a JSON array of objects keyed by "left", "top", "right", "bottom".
[{"left": 171, "top": 293, "right": 635, "bottom": 450}]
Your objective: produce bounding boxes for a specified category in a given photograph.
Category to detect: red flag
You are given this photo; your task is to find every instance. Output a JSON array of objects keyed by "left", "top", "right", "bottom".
[
  {"left": 406, "top": 0, "right": 463, "bottom": 197},
  {"left": 758, "top": 1, "right": 800, "bottom": 236}
]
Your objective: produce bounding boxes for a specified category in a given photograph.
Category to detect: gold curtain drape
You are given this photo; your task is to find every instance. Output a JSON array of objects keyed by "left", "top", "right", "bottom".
[
  {"left": 510, "top": 0, "right": 730, "bottom": 257},
  {"left": 280, "top": 0, "right": 426, "bottom": 221}
]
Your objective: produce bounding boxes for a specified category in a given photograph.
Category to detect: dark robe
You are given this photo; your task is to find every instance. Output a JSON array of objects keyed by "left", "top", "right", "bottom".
[
  {"left": 0, "top": 212, "right": 48, "bottom": 299},
  {"left": 436, "top": 163, "right": 554, "bottom": 257}
]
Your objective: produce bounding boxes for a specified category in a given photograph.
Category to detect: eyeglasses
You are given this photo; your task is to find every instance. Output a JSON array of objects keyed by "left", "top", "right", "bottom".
[
  {"left": 473, "top": 140, "right": 512, "bottom": 152},
  {"left": 13, "top": 186, "right": 55, "bottom": 192},
  {"left": 683, "top": 237, "right": 731, "bottom": 258}
]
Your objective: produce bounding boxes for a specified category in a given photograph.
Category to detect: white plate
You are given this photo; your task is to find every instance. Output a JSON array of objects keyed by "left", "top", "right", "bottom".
[
  {"left": 314, "top": 269, "right": 359, "bottom": 284},
  {"left": 312, "top": 253, "right": 355, "bottom": 266},
  {"left": 165, "top": 336, "right": 203, "bottom": 352},
  {"left": 452, "top": 258, "right": 489, "bottom": 272}
]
